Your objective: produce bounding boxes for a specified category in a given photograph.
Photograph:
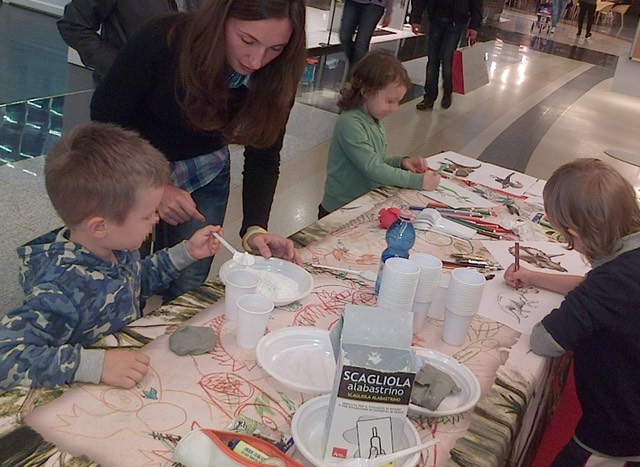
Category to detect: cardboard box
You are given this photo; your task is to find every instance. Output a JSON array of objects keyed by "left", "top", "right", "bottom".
[{"left": 323, "top": 305, "right": 416, "bottom": 462}]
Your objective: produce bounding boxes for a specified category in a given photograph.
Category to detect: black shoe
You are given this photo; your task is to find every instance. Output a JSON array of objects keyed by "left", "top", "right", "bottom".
[
  {"left": 441, "top": 94, "right": 452, "bottom": 109},
  {"left": 585, "top": 32, "right": 592, "bottom": 38},
  {"left": 576, "top": 30, "right": 581, "bottom": 36},
  {"left": 416, "top": 98, "right": 434, "bottom": 110}
]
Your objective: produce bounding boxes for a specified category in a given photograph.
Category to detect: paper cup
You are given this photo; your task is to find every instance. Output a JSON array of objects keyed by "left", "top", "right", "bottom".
[
  {"left": 236, "top": 294, "right": 274, "bottom": 349},
  {"left": 442, "top": 308, "right": 474, "bottom": 346},
  {"left": 409, "top": 253, "right": 442, "bottom": 303},
  {"left": 225, "top": 270, "right": 259, "bottom": 321}
]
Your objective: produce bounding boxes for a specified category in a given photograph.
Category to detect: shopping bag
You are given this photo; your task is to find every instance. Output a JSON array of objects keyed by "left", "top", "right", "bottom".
[{"left": 452, "top": 42, "right": 489, "bottom": 95}]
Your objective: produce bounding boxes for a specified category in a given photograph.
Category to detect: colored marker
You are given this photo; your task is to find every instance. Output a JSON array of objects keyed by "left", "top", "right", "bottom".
[{"left": 514, "top": 242, "right": 520, "bottom": 271}]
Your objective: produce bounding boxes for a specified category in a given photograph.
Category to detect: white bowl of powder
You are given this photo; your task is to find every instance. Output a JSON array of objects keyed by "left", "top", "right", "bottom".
[{"left": 219, "top": 257, "right": 314, "bottom": 306}]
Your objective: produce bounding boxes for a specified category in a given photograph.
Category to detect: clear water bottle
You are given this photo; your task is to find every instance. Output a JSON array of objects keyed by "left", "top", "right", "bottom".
[{"left": 375, "top": 211, "right": 416, "bottom": 295}]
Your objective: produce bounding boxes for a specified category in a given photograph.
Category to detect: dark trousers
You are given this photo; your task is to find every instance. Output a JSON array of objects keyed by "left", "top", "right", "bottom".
[
  {"left": 577, "top": 2, "right": 596, "bottom": 34},
  {"left": 424, "top": 16, "right": 465, "bottom": 102},
  {"left": 551, "top": 438, "right": 640, "bottom": 467},
  {"left": 339, "top": 0, "right": 385, "bottom": 64}
]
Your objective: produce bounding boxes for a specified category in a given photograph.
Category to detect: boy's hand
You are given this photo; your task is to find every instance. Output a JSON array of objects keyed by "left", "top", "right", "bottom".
[
  {"left": 101, "top": 349, "right": 150, "bottom": 388},
  {"left": 247, "top": 233, "right": 302, "bottom": 265},
  {"left": 401, "top": 156, "right": 427, "bottom": 173},
  {"left": 185, "top": 225, "right": 223, "bottom": 260},
  {"left": 422, "top": 171, "right": 441, "bottom": 191},
  {"left": 159, "top": 184, "right": 206, "bottom": 226},
  {"left": 504, "top": 263, "right": 529, "bottom": 289}
]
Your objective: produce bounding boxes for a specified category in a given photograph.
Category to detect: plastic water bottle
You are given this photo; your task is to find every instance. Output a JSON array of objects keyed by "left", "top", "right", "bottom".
[{"left": 375, "top": 212, "right": 416, "bottom": 295}]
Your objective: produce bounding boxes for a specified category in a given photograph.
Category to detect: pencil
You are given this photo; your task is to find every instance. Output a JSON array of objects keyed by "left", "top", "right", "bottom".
[{"left": 514, "top": 242, "right": 520, "bottom": 271}]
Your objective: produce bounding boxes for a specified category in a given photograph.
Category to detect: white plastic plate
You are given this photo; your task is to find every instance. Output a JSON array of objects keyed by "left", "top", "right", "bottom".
[
  {"left": 408, "top": 347, "right": 481, "bottom": 417},
  {"left": 291, "top": 395, "right": 422, "bottom": 467},
  {"left": 219, "top": 257, "right": 314, "bottom": 306},
  {"left": 257, "top": 327, "right": 335, "bottom": 394}
]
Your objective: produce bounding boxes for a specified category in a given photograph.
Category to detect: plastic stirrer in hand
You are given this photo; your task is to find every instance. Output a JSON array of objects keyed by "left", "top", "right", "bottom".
[
  {"left": 212, "top": 232, "right": 255, "bottom": 266},
  {"left": 311, "top": 264, "right": 377, "bottom": 281},
  {"left": 337, "top": 439, "right": 440, "bottom": 467}
]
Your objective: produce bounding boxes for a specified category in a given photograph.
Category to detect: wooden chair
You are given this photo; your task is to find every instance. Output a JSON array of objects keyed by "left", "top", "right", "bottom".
[{"left": 611, "top": 3, "right": 631, "bottom": 28}]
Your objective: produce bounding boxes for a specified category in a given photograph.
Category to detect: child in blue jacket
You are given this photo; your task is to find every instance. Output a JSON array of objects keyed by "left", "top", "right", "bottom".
[{"left": 0, "top": 122, "right": 222, "bottom": 392}]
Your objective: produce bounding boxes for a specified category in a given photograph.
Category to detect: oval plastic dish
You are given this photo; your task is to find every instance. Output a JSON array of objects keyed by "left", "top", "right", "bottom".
[
  {"left": 256, "top": 327, "right": 335, "bottom": 394},
  {"left": 219, "top": 257, "right": 314, "bottom": 306},
  {"left": 408, "top": 347, "right": 481, "bottom": 417}
]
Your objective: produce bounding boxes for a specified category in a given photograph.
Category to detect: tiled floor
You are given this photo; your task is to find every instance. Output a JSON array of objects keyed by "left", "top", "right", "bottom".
[{"left": 1, "top": 2, "right": 640, "bottom": 313}]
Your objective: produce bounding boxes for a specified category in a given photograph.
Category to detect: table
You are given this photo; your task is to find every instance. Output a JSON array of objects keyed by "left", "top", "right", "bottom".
[{"left": 0, "top": 170, "right": 572, "bottom": 467}]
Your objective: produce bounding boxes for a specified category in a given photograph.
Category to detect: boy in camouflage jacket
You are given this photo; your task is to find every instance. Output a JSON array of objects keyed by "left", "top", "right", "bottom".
[{"left": 0, "top": 123, "right": 222, "bottom": 392}]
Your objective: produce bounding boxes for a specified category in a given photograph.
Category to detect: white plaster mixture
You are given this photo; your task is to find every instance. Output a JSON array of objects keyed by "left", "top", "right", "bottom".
[{"left": 253, "top": 269, "right": 300, "bottom": 300}]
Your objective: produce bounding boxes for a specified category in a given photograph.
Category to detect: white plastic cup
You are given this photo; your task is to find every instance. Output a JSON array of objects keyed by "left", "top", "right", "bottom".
[
  {"left": 446, "top": 268, "right": 486, "bottom": 316},
  {"left": 236, "top": 294, "right": 274, "bottom": 349},
  {"left": 442, "top": 308, "right": 474, "bottom": 346},
  {"left": 225, "top": 270, "right": 259, "bottom": 321},
  {"left": 427, "top": 274, "right": 450, "bottom": 319},
  {"left": 412, "top": 300, "right": 429, "bottom": 334},
  {"left": 377, "top": 257, "right": 420, "bottom": 312},
  {"left": 409, "top": 253, "right": 443, "bottom": 303}
]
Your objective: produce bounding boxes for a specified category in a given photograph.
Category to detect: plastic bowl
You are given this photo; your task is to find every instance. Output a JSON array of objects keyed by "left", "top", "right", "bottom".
[
  {"left": 408, "top": 347, "right": 481, "bottom": 417},
  {"left": 291, "top": 395, "right": 421, "bottom": 467},
  {"left": 219, "top": 257, "right": 314, "bottom": 306}
]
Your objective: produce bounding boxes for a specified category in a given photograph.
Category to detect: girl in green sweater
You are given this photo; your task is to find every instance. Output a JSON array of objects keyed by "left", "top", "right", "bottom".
[{"left": 319, "top": 50, "right": 440, "bottom": 218}]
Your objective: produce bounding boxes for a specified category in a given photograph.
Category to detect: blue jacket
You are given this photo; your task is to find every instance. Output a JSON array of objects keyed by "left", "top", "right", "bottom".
[{"left": 0, "top": 228, "right": 194, "bottom": 392}]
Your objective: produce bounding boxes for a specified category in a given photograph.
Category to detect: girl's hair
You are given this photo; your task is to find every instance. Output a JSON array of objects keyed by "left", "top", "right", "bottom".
[
  {"left": 543, "top": 158, "right": 640, "bottom": 260},
  {"left": 171, "top": 0, "right": 307, "bottom": 148},
  {"left": 338, "top": 50, "right": 411, "bottom": 112},
  {"left": 45, "top": 123, "right": 170, "bottom": 227}
]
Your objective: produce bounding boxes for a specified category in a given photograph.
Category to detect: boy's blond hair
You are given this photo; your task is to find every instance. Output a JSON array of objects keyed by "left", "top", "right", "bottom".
[
  {"left": 543, "top": 158, "right": 640, "bottom": 260},
  {"left": 45, "top": 122, "right": 170, "bottom": 227}
]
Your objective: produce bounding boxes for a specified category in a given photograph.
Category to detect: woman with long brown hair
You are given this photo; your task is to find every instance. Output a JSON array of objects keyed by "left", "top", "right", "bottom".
[{"left": 91, "top": 0, "right": 306, "bottom": 303}]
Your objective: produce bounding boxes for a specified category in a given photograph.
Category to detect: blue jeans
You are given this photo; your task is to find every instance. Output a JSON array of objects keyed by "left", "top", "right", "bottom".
[
  {"left": 552, "top": 0, "right": 567, "bottom": 26},
  {"left": 156, "top": 160, "right": 230, "bottom": 303},
  {"left": 339, "top": 0, "right": 385, "bottom": 64},
  {"left": 424, "top": 17, "right": 465, "bottom": 102}
]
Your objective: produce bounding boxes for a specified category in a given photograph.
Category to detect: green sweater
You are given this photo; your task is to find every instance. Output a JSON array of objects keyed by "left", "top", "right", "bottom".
[{"left": 321, "top": 107, "right": 423, "bottom": 213}]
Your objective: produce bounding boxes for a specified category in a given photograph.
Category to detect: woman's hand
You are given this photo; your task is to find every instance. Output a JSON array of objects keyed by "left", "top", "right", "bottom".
[
  {"left": 158, "top": 184, "right": 206, "bottom": 226},
  {"left": 247, "top": 233, "right": 302, "bottom": 265}
]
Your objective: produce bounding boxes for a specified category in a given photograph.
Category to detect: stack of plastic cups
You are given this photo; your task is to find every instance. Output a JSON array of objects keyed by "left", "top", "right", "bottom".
[
  {"left": 409, "top": 253, "right": 442, "bottom": 333},
  {"left": 377, "top": 257, "right": 420, "bottom": 312},
  {"left": 441, "top": 268, "right": 486, "bottom": 346},
  {"left": 427, "top": 274, "right": 450, "bottom": 320}
]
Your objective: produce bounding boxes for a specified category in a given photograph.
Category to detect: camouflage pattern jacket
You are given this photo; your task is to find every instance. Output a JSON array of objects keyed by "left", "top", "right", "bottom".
[{"left": 0, "top": 228, "right": 195, "bottom": 392}]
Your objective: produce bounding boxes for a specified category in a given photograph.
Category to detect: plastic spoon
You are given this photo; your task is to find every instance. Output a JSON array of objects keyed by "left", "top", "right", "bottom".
[
  {"left": 212, "top": 232, "right": 255, "bottom": 266},
  {"left": 311, "top": 264, "right": 377, "bottom": 281},
  {"left": 338, "top": 439, "right": 440, "bottom": 467}
]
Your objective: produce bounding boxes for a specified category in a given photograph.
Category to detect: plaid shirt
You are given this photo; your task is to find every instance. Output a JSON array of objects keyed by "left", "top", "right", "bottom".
[{"left": 169, "top": 73, "right": 250, "bottom": 193}]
